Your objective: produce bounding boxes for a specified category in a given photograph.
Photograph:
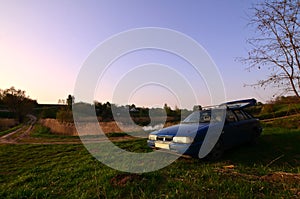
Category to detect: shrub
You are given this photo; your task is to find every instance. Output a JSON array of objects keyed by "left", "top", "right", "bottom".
[{"left": 56, "top": 109, "right": 73, "bottom": 123}]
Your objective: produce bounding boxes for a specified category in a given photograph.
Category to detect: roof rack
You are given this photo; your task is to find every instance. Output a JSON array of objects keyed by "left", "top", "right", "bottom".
[
  {"left": 196, "top": 98, "right": 257, "bottom": 111},
  {"left": 222, "top": 98, "right": 256, "bottom": 110}
]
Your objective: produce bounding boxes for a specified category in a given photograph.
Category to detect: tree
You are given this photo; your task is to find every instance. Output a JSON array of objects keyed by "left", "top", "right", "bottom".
[
  {"left": 66, "top": 94, "right": 74, "bottom": 110},
  {"left": 240, "top": 0, "right": 300, "bottom": 99},
  {"left": 0, "top": 89, "right": 4, "bottom": 105},
  {"left": 55, "top": 95, "right": 75, "bottom": 123},
  {"left": 163, "top": 103, "right": 173, "bottom": 116},
  {"left": 56, "top": 108, "right": 73, "bottom": 123},
  {"left": 58, "top": 99, "right": 65, "bottom": 104},
  {"left": 2, "top": 87, "right": 37, "bottom": 123}
]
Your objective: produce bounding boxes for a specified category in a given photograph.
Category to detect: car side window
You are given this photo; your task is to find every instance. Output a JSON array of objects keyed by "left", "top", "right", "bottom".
[
  {"left": 242, "top": 110, "right": 253, "bottom": 119},
  {"left": 233, "top": 110, "right": 247, "bottom": 121},
  {"left": 226, "top": 110, "right": 237, "bottom": 123}
]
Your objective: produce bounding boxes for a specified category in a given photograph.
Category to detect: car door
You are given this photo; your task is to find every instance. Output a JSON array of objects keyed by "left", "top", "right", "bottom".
[
  {"left": 238, "top": 109, "right": 261, "bottom": 141},
  {"left": 231, "top": 109, "right": 254, "bottom": 143},
  {"left": 222, "top": 110, "right": 241, "bottom": 148}
]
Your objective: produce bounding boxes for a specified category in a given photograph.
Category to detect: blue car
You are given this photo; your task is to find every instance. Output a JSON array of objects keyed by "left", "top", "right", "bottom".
[{"left": 147, "top": 99, "right": 262, "bottom": 160}]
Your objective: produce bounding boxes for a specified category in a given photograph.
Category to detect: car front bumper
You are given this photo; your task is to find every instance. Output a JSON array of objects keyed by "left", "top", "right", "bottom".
[{"left": 147, "top": 139, "right": 203, "bottom": 156}]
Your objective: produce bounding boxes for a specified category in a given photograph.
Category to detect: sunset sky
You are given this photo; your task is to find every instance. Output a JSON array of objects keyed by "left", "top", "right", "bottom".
[{"left": 0, "top": 0, "right": 276, "bottom": 109}]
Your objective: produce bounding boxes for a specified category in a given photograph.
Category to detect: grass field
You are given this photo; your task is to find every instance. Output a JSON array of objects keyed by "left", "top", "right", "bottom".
[{"left": 1, "top": 126, "right": 300, "bottom": 198}]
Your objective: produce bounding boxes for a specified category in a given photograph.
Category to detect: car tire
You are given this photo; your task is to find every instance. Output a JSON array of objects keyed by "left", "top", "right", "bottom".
[{"left": 205, "top": 140, "right": 224, "bottom": 161}]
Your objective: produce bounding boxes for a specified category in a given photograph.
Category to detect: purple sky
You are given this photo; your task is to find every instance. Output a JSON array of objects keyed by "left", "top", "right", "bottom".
[{"left": 0, "top": 0, "right": 276, "bottom": 108}]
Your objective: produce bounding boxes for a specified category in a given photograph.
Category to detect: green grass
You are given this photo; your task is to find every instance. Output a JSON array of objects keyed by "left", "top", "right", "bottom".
[
  {"left": 262, "top": 114, "right": 300, "bottom": 129},
  {"left": 259, "top": 103, "right": 300, "bottom": 119},
  {"left": 0, "top": 124, "right": 23, "bottom": 137},
  {"left": 273, "top": 103, "right": 300, "bottom": 113},
  {"left": 0, "top": 127, "right": 299, "bottom": 198},
  {"left": 224, "top": 127, "right": 300, "bottom": 173}
]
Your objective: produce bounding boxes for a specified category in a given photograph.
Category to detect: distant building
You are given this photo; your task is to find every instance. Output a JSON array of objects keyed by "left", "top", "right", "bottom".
[{"left": 129, "top": 107, "right": 138, "bottom": 112}]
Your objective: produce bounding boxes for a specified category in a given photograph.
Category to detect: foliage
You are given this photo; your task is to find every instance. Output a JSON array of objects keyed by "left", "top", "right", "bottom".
[
  {"left": 0, "top": 89, "right": 3, "bottom": 105},
  {"left": 240, "top": 0, "right": 300, "bottom": 98},
  {"left": 259, "top": 101, "right": 300, "bottom": 119},
  {"left": 0, "top": 111, "right": 15, "bottom": 119},
  {"left": 271, "top": 95, "right": 300, "bottom": 104},
  {"left": 94, "top": 101, "right": 192, "bottom": 124},
  {"left": 39, "top": 107, "right": 58, "bottom": 119},
  {"left": 66, "top": 94, "right": 74, "bottom": 110},
  {"left": 163, "top": 103, "right": 172, "bottom": 116},
  {"left": 56, "top": 108, "right": 73, "bottom": 123},
  {"left": 95, "top": 101, "right": 113, "bottom": 121},
  {"left": 1, "top": 87, "right": 37, "bottom": 123},
  {"left": 55, "top": 95, "right": 75, "bottom": 123}
]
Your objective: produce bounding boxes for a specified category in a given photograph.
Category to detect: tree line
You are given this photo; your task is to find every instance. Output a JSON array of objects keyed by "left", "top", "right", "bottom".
[
  {"left": 0, "top": 86, "right": 190, "bottom": 125},
  {"left": 0, "top": 87, "right": 37, "bottom": 123},
  {"left": 2, "top": 85, "right": 299, "bottom": 126},
  {"left": 55, "top": 99, "right": 192, "bottom": 125}
]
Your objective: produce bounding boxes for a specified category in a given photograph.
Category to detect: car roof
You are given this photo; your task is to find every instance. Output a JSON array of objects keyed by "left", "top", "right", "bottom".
[
  {"left": 222, "top": 98, "right": 256, "bottom": 110},
  {"left": 200, "top": 98, "right": 257, "bottom": 111}
]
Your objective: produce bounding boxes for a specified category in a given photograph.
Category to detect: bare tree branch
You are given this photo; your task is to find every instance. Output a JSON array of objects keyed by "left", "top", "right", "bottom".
[{"left": 239, "top": 0, "right": 300, "bottom": 99}]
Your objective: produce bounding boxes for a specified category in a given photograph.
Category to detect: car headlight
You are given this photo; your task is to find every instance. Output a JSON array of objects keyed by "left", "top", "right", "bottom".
[
  {"left": 148, "top": 134, "right": 157, "bottom": 140},
  {"left": 173, "top": 136, "right": 194, "bottom": 144}
]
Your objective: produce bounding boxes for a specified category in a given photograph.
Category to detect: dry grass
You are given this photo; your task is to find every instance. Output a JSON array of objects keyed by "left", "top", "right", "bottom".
[
  {"left": 40, "top": 119, "right": 77, "bottom": 135},
  {"left": 0, "top": 119, "right": 17, "bottom": 131},
  {"left": 39, "top": 119, "right": 152, "bottom": 136}
]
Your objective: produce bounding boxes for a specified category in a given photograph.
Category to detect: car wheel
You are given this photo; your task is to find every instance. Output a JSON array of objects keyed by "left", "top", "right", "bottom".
[{"left": 205, "top": 140, "right": 224, "bottom": 161}]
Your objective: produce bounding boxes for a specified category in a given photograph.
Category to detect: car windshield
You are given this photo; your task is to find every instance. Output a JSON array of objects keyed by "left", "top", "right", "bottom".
[
  {"left": 182, "top": 109, "right": 225, "bottom": 123},
  {"left": 182, "top": 110, "right": 212, "bottom": 123}
]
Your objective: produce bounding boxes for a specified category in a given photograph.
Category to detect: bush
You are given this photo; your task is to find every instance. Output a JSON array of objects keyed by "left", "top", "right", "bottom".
[
  {"left": 39, "top": 108, "right": 57, "bottom": 119},
  {"left": 56, "top": 109, "right": 73, "bottom": 123},
  {"left": 0, "top": 111, "right": 15, "bottom": 118}
]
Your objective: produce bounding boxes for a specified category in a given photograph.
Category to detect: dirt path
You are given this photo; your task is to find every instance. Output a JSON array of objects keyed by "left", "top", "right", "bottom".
[
  {"left": 0, "top": 115, "right": 82, "bottom": 144},
  {"left": 0, "top": 114, "right": 36, "bottom": 144}
]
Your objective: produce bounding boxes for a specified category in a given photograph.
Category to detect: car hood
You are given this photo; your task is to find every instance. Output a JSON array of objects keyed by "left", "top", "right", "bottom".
[{"left": 151, "top": 123, "right": 209, "bottom": 137}]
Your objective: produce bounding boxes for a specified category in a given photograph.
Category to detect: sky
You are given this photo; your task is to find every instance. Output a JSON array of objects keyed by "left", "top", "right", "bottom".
[{"left": 0, "top": 0, "right": 277, "bottom": 109}]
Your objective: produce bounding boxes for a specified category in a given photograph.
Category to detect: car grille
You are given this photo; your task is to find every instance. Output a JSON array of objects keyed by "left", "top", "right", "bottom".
[{"left": 157, "top": 136, "right": 173, "bottom": 142}]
